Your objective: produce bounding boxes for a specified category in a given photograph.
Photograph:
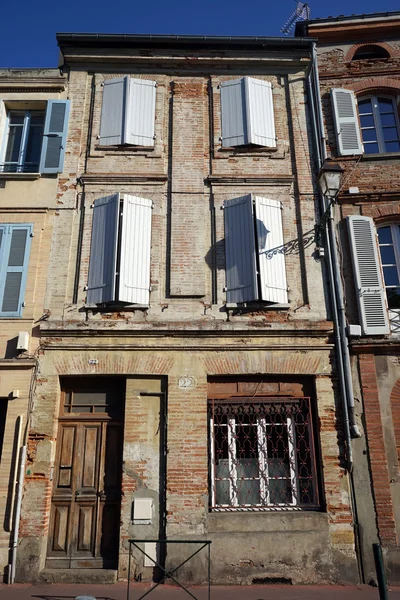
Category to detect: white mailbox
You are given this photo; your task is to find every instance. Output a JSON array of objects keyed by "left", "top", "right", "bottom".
[{"left": 133, "top": 497, "right": 153, "bottom": 524}]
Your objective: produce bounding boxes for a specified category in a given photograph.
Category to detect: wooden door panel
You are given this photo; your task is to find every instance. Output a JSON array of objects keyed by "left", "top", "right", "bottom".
[
  {"left": 79, "top": 425, "right": 101, "bottom": 492},
  {"left": 58, "top": 426, "right": 75, "bottom": 488},
  {"left": 51, "top": 504, "right": 70, "bottom": 553},
  {"left": 77, "top": 504, "right": 96, "bottom": 553}
]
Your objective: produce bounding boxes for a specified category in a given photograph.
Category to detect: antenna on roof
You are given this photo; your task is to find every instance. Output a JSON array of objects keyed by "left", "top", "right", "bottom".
[{"left": 280, "top": 2, "right": 310, "bottom": 35}]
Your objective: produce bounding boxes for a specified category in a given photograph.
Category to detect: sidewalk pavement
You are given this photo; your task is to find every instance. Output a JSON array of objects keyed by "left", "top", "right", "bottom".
[{"left": 1, "top": 583, "right": 400, "bottom": 600}]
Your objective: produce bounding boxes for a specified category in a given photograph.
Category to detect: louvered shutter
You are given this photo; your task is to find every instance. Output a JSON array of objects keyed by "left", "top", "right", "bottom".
[
  {"left": 125, "top": 79, "right": 156, "bottom": 147},
  {"left": 331, "top": 89, "right": 363, "bottom": 156},
  {"left": 87, "top": 194, "right": 120, "bottom": 304},
  {"left": 247, "top": 78, "right": 276, "bottom": 148},
  {"left": 99, "top": 77, "right": 129, "bottom": 146},
  {"left": 255, "top": 197, "right": 287, "bottom": 303},
  {"left": 39, "top": 100, "right": 70, "bottom": 174},
  {"left": 0, "top": 225, "right": 32, "bottom": 317},
  {"left": 220, "top": 79, "right": 247, "bottom": 147},
  {"left": 119, "top": 195, "right": 153, "bottom": 305},
  {"left": 347, "top": 216, "right": 389, "bottom": 335},
  {"left": 224, "top": 195, "right": 258, "bottom": 303}
]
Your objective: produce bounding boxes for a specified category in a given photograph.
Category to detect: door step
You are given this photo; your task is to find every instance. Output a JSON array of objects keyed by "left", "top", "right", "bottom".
[{"left": 40, "top": 568, "right": 117, "bottom": 584}]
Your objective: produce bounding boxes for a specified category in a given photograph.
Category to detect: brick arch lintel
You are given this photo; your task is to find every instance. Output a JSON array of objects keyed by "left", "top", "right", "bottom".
[
  {"left": 345, "top": 42, "right": 396, "bottom": 62},
  {"left": 346, "top": 77, "right": 400, "bottom": 95},
  {"left": 362, "top": 205, "right": 400, "bottom": 222}
]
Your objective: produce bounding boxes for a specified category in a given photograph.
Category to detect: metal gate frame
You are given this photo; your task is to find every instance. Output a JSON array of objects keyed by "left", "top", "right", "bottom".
[{"left": 127, "top": 539, "right": 212, "bottom": 600}]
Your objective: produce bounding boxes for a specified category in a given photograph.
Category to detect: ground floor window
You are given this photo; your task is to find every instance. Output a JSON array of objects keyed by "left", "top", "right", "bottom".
[{"left": 208, "top": 397, "right": 320, "bottom": 510}]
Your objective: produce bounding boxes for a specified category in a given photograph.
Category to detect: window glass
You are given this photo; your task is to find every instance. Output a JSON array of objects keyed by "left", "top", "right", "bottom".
[
  {"left": 2, "top": 111, "right": 44, "bottom": 173},
  {"left": 378, "top": 224, "right": 400, "bottom": 309},
  {"left": 358, "top": 96, "right": 400, "bottom": 154}
]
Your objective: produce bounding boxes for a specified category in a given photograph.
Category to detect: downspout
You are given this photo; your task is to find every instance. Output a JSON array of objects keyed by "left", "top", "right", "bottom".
[
  {"left": 309, "top": 42, "right": 364, "bottom": 583},
  {"left": 9, "top": 444, "right": 27, "bottom": 585}
]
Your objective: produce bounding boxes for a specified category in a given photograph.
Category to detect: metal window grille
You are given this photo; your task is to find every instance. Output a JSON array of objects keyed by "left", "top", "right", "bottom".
[{"left": 208, "top": 397, "right": 320, "bottom": 511}]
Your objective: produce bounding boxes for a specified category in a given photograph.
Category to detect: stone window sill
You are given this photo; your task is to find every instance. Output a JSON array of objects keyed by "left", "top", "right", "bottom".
[
  {"left": 361, "top": 152, "right": 400, "bottom": 161},
  {"left": 0, "top": 172, "right": 41, "bottom": 180}
]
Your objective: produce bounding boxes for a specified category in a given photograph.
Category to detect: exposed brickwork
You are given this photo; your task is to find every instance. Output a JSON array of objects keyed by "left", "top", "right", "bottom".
[
  {"left": 344, "top": 42, "right": 397, "bottom": 62},
  {"left": 390, "top": 379, "right": 400, "bottom": 467}
]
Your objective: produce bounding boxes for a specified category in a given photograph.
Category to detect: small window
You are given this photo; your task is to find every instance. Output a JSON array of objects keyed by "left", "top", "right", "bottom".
[
  {"left": 352, "top": 45, "right": 390, "bottom": 61},
  {"left": 0, "top": 100, "right": 70, "bottom": 174},
  {"left": 378, "top": 224, "right": 400, "bottom": 309},
  {"left": 358, "top": 96, "right": 400, "bottom": 154},
  {"left": 0, "top": 224, "right": 32, "bottom": 317},
  {"left": 208, "top": 397, "right": 320, "bottom": 510}
]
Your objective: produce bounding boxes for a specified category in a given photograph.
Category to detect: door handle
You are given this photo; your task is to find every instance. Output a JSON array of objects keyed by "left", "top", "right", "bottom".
[{"left": 75, "top": 490, "right": 82, "bottom": 497}]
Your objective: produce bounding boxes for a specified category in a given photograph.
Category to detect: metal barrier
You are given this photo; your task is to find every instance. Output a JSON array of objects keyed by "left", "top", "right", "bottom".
[{"left": 127, "top": 539, "right": 212, "bottom": 600}]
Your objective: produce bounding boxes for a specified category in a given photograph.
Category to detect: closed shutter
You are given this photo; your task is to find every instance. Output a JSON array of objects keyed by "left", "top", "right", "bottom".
[
  {"left": 87, "top": 194, "right": 120, "bottom": 304},
  {"left": 220, "top": 79, "right": 247, "bottom": 147},
  {"left": 39, "top": 100, "right": 70, "bottom": 174},
  {"left": 247, "top": 78, "right": 276, "bottom": 148},
  {"left": 331, "top": 89, "right": 363, "bottom": 156},
  {"left": 255, "top": 197, "right": 287, "bottom": 303},
  {"left": 224, "top": 195, "right": 258, "bottom": 303},
  {"left": 347, "top": 216, "right": 389, "bottom": 335},
  {"left": 99, "top": 77, "right": 129, "bottom": 146},
  {"left": 0, "top": 224, "right": 32, "bottom": 317},
  {"left": 125, "top": 79, "right": 156, "bottom": 147},
  {"left": 119, "top": 195, "right": 153, "bottom": 305}
]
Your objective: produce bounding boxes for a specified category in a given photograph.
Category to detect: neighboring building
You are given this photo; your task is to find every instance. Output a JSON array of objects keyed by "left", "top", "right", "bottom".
[
  {"left": 297, "top": 10, "right": 400, "bottom": 584},
  {"left": 0, "top": 68, "right": 69, "bottom": 582},
  {"left": 6, "top": 34, "right": 358, "bottom": 584}
]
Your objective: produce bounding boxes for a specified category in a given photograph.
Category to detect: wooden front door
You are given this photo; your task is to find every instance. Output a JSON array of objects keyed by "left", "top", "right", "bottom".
[{"left": 47, "top": 380, "right": 123, "bottom": 569}]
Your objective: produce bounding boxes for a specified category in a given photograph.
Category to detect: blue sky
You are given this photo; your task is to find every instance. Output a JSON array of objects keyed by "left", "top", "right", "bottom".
[{"left": 1, "top": 0, "right": 400, "bottom": 68}]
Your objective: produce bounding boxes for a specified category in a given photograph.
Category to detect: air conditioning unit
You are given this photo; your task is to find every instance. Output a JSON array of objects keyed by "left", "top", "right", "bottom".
[{"left": 16, "top": 331, "right": 29, "bottom": 352}]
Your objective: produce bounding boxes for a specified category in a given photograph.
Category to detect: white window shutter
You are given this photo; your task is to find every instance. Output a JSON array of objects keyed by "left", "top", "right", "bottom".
[
  {"left": 119, "top": 195, "right": 153, "bottom": 305},
  {"left": 331, "top": 89, "right": 363, "bottom": 156},
  {"left": 125, "top": 78, "right": 156, "bottom": 147},
  {"left": 246, "top": 78, "right": 276, "bottom": 148},
  {"left": 99, "top": 77, "right": 129, "bottom": 146},
  {"left": 224, "top": 195, "right": 258, "bottom": 303},
  {"left": 40, "top": 100, "right": 70, "bottom": 174},
  {"left": 347, "top": 216, "right": 389, "bottom": 335},
  {"left": 0, "top": 225, "right": 32, "bottom": 317},
  {"left": 220, "top": 79, "right": 247, "bottom": 147},
  {"left": 255, "top": 197, "right": 288, "bottom": 304},
  {"left": 87, "top": 194, "right": 120, "bottom": 304}
]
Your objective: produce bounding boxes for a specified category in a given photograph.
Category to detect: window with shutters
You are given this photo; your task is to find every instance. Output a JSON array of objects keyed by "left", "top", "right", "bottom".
[
  {"left": 378, "top": 224, "right": 400, "bottom": 333},
  {"left": 208, "top": 397, "right": 320, "bottom": 510},
  {"left": 0, "top": 100, "right": 70, "bottom": 174},
  {"left": 224, "top": 194, "right": 288, "bottom": 305},
  {"left": 0, "top": 224, "right": 32, "bottom": 317},
  {"left": 86, "top": 194, "right": 153, "bottom": 307},
  {"left": 220, "top": 77, "right": 276, "bottom": 149},
  {"left": 98, "top": 77, "right": 157, "bottom": 147}
]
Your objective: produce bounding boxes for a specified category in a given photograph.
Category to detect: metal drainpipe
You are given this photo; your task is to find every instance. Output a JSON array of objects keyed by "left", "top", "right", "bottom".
[{"left": 9, "top": 444, "right": 27, "bottom": 584}]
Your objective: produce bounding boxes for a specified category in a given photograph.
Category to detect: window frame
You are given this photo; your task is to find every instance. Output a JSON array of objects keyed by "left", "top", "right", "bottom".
[
  {"left": 208, "top": 397, "right": 320, "bottom": 512},
  {"left": 377, "top": 223, "right": 400, "bottom": 330},
  {"left": 358, "top": 95, "right": 400, "bottom": 155},
  {"left": 1, "top": 110, "right": 45, "bottom": 173}
]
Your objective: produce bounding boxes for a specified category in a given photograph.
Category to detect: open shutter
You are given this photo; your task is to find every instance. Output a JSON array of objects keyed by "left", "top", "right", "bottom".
[
  {"left": 224, "top": 195, "right": 258, "bottom": 303},
  {"left": 87, "top": 194, "right": 119, "bottom": 304},
  {"left": 347, "top": 216, "right": 389, "bottom": 335},
  {"left": 247, "top": 78, "right": 276, "bottom": 148},
  {"left": 125, "top": 79, "right": 156, "bottom": 147},
  {"left": 255, "top": 197, "right": 287, "bottom": 304},
  {"left": 0, "top": 225, "right": 32, "bottom": 317},
  {"left": 331, "top": 89, "right": 363, "bottom": 156},
  {"left": 220, "top": 79, "right": 246, "bottom": 147},
  {"left": 119, "top": 195, "right": 153, "bottom": 305},
  {"left": 39, "top": 100, "right": 70, "bottom": 174},
  {"left": 99, "top": 77, "right": 129, "bottom": 146}
]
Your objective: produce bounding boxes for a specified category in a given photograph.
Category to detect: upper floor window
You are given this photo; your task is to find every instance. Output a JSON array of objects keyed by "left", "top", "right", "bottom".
[
  {"left": 377, "top": 224, "right": 400, "bottom": 309},
  {"left": 352, "top": 45, "right": 390, "bottom": 61},
  {"left": 331, "top": 89, "right": 400, "bottom": 157},
  {"left": 0, "top": 100, "right": 70, "bottom": 174},
  {"left": 3, "top": 111, "right": 45, "bottom": 173},
  {"left": 358, "top": 97, "right": 400, "bottom": 154}
]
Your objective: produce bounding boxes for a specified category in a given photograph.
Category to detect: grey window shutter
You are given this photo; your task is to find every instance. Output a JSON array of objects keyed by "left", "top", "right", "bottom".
[
  {"left": 224, "top": 195, "right": 258, "bottom": 303},
  {"left": 119, "top": 195, "right": 153, "bottom": 305},
  {"left": 331, "top": 89, "right": 363, "bottom": 156},
  {"left": 87, "top": 194, "right": 120, "bottom": 304},
  {"left": 125, "top": 79, "right": 156, "bottom": 147},
  {"left": 0, "top": 225, "right": 32, "bottom": 317},
  {"left": 39, "top": 100, "right": 70, "bottom": 174},
  {"left": 246, "top": 78, "right": 276, "bottom": 147},
  {"left": 99, "top": 77, "right": 129, "bottom": 146},
  {"left": 220, "top": 79, "right": 247, "bottom": 147},
  {"left": 255, "top": 197, "right": 287, "bottom": 303},
  {"left": 347, "top": 216, "right": 389, "bottom": 335}
]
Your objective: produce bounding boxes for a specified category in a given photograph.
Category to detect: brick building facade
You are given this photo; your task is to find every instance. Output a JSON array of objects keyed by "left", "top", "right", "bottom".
[
  {"left": 297, "top": 10, "right": 400, "bottom": 584},
  {"left": 0, "top": 34, "right": 361, "bottom": 584}
]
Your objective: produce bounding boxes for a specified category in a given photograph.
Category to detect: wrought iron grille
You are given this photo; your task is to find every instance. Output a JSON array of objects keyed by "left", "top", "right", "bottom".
[{"left": 208, "top": 397, "right": 319, "bottom": 510}]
